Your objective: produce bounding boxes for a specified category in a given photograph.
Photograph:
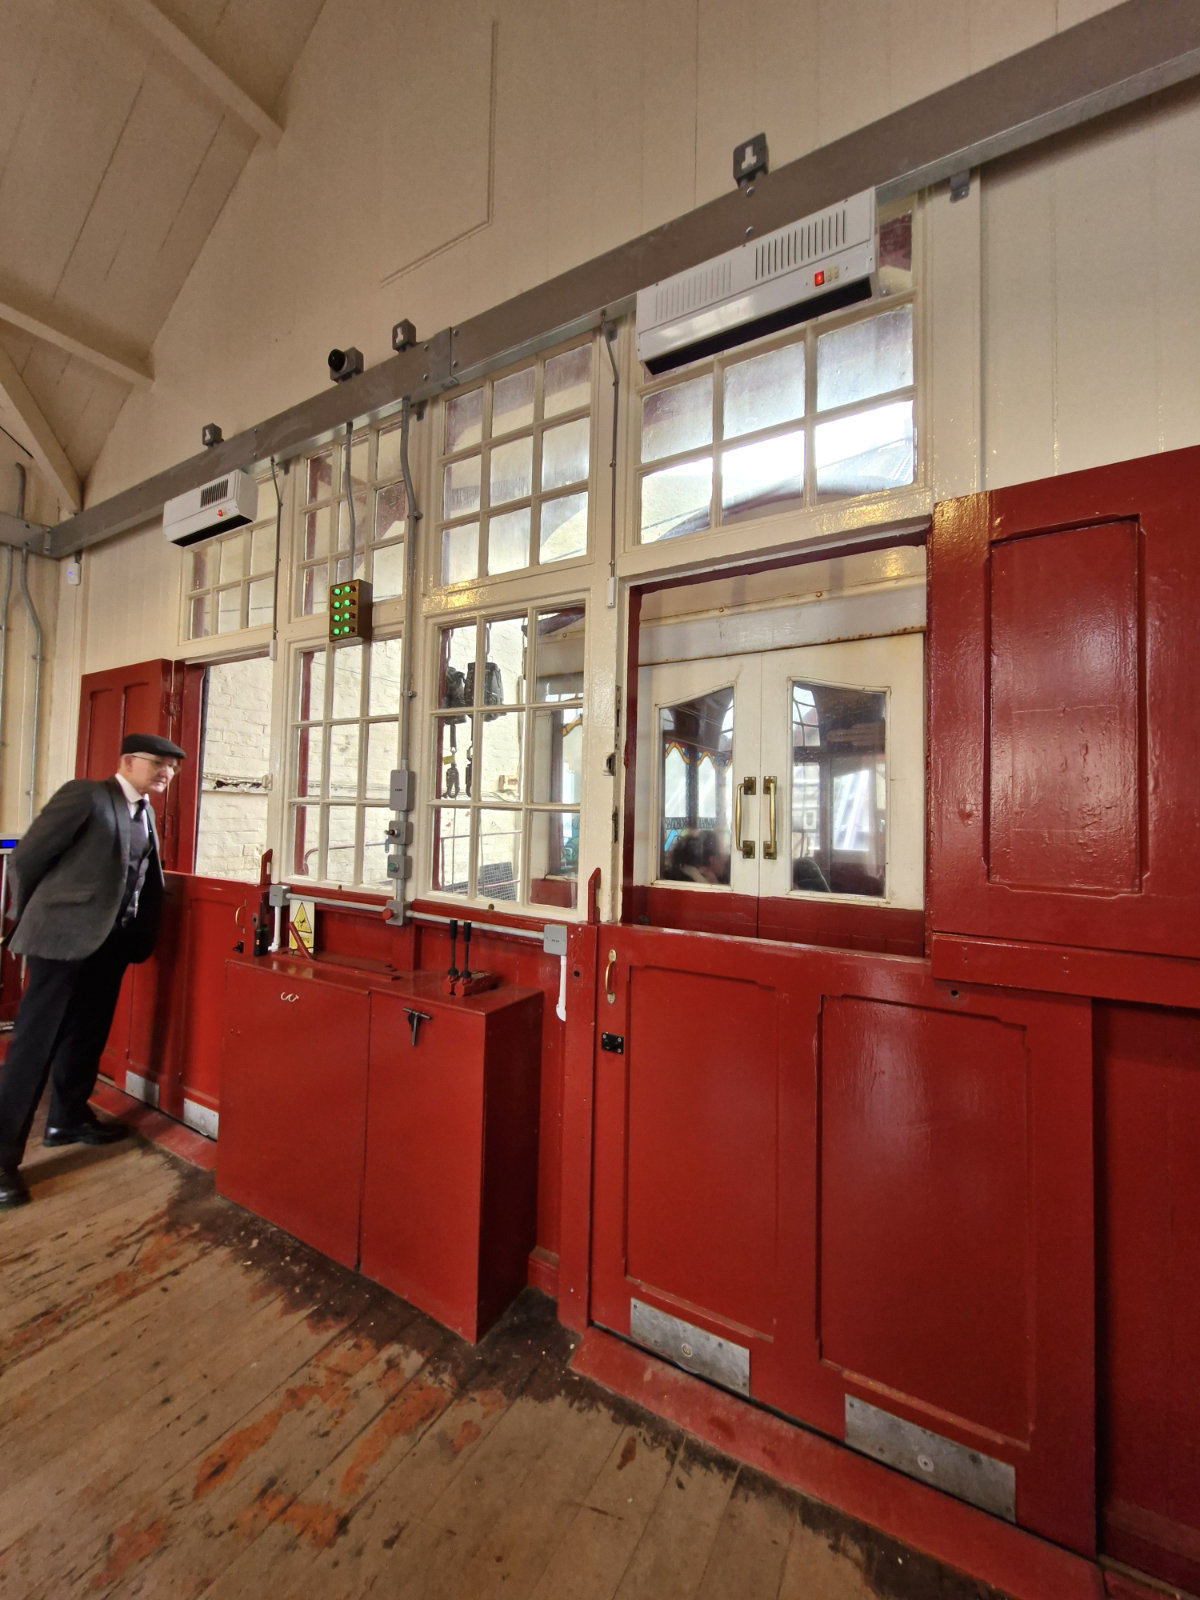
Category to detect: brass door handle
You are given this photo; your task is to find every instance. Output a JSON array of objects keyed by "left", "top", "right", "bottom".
[
  {"left": 763, "top": 775, "right": 778, "bottom": 860},
  {"left": 604, "top": 948, "right": 617, "bottom": 1005},
  {"left": 735, "top": 776, "right": 756, "bottom": 859}
]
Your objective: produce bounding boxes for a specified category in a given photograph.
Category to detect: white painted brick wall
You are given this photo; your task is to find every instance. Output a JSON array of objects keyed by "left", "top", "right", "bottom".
[{"left": 194, "top": 658, "right": 274, "bottom": 881}]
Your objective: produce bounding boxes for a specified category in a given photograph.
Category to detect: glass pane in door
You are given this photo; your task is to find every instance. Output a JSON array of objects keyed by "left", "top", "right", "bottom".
[
  {"left": 658, "top": 688, "right": 734, "bottom": 883},
  {"left": 791, "top": 682, "right": 887, "bottom": 897}
]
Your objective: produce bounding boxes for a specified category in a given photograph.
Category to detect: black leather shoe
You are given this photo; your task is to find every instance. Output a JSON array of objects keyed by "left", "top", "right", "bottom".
[
  {"left": 0, "top": 1166, "right": 30, "bottom": 1209},
  {"left": 42, "top": 1119, "right": 129, "bottom": 1148}
]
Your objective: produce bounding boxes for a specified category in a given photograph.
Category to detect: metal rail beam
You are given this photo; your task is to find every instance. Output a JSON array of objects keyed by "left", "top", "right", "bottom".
[
  {"left": 0, "top": 511, "right": 50, "bottom": 551},
  {"left": 48, "top": 0, "right": 1200, "bottom": 559}
]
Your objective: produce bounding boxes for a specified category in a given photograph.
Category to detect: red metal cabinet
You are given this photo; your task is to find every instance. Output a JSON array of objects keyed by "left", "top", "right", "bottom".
[
  {"left": 216, "top": 958, "right": 372, "bottom": 1268},
  {"left": 361, "top": 979, "right": 543, "bottom": 1342},
  {"left": 217, "top": 957, "right": 542, "bottom": 1342}
]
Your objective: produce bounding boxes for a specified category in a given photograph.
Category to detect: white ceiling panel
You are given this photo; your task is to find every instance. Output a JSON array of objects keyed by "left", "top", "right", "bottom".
[
  {"left": 0, "top": 0, "right": 321, "bottom": 507},
  {"left": 152, "top": 0, "right": 326, "bottom": 111}
]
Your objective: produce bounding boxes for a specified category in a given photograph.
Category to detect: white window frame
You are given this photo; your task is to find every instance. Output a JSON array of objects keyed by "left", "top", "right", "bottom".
[
  {"left": 426, "top": 601, "right": 587, "bottom": 915},
  {"left": 635, "top": 288, "right": 918, "bottom": 548},
  {"left": 295, "top": 418, "right": 413, "bottom": 619},
  {"left": 433, "top": 336, "right": 599, "bottom": 592},
  {"left": 286, "top": 631, "right": 405, "bottom": 890}
]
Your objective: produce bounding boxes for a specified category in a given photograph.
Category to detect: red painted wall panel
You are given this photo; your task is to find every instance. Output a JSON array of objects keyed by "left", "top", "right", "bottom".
[
  {"left": 929, "top": 445, "right": 1200, "bottom": 965},
  {"left": 1097, "top": 1001, "right": 1200, "bottom": 1594},
  {"left": 626, "top": 965, "right": 779, "bottom": 1335},
  {"left": 819, "top": 997, "right": 1031, "bottom": 1441},
  {"left": 989, "top": 522, "right": 1139, "bottom": 892}
]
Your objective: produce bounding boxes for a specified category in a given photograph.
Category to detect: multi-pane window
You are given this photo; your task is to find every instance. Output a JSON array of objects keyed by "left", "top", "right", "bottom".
[
  {"left": 289, "top": 635, "right": 404, "bottom": 888},
  {"left": 185, "top": 477, "right": 277, "bottom": 639},
  {"left": 638, "top": 285, "right": 916, "bottom": 544},
  {"left": 297, "top": 420, "right": 409, "bottom": 616},
  {"left": 437, "top": 342, "right": 594, "bottom": 586},
  {"left": 430, "top": 606, "right": 584, "bottom": 910}
]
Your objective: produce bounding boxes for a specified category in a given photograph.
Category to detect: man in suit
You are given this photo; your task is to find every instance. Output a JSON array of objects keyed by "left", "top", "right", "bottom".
[{"left": 0, "top": 732, "right": 186, "bottom": 1210}]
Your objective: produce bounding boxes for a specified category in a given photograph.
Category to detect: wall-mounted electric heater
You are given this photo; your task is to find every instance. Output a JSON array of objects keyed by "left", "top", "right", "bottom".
[
  {"left": 164, "top": 469, "right": 258, "bottom": 548},
  {"left": 636, "top": 189, "right": 878, "bottom": 374}
]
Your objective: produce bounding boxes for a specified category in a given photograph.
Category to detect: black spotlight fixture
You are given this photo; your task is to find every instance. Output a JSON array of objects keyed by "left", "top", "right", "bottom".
[{"left": 328, "top": 346, "right": 364, "bottom": 383}]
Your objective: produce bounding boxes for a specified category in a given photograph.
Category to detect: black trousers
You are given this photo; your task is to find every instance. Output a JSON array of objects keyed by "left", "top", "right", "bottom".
[{"left": 0, "top": 924, "right": 135, "bottom": 1169}]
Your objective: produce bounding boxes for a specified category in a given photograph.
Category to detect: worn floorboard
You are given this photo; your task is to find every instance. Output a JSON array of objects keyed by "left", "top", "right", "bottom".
[{"left": 0, "top": 1122, "right": 1012, "bottom": 1600}]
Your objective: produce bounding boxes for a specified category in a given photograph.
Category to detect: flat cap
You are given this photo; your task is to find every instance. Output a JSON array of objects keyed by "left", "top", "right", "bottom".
[{"left": 121, "top": 732, "right": 187, "bottom": 760}]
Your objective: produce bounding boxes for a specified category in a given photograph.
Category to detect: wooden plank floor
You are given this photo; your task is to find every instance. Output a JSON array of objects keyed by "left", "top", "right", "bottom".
[{"left": 0, "top": 1122, "right": 1012, "bottom": 1600}]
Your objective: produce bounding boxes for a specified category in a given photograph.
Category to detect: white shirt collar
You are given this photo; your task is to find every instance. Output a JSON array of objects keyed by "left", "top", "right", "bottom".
[{"left": 114, "top": 772, "right": 145, "bottom": 813}]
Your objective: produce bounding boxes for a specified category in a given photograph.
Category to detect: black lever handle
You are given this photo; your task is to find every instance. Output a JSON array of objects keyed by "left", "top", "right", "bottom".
[
  {"left": 405, "top": 1008, "right": 432, "bottom": 1046},
  {"left": 447, "top": 918, "right": 458, "bottom": 980},
  {"left": 462, "top": 921, "right": 472, "bottom": 981}
]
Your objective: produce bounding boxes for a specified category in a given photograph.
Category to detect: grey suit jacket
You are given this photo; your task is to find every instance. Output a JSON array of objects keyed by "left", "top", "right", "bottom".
[{"left": 6, "top": 778, "right": 165, "bottom": 962}]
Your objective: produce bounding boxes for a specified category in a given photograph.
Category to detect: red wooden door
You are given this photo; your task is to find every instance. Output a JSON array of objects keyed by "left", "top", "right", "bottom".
[
  {"left": 76, "top": 656, "right": 200, "bottom": 872},
  {"left": 929, "top": 445, "right": 1200, "bottom": 964},
  {"left": 76, "top": 657, "right": 204, "bottom": 1088},
  {"left": 591, "top": 925, "right": 1095, "bottom": 1553}
]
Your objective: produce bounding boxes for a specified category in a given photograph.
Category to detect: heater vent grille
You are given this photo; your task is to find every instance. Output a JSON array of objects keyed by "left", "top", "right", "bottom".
[
  {"left": 755, "top": 204, "right": 847, "bottom": 281},
  {"left": 199, "top": 479, "right": 229, "bottom": 508},
  {"left": 653, "top": 259, "right": 734, "bottom": 327}
]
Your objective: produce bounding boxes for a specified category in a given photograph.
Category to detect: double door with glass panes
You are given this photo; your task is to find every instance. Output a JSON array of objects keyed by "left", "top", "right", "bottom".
[{"left": 636, "top": 634, "right": 923, "bottom": 907}]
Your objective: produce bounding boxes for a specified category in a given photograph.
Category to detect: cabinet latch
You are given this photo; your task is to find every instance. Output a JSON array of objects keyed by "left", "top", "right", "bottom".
[{"left": 405, "top": 1008, "right": 432, "bottom": 1046}]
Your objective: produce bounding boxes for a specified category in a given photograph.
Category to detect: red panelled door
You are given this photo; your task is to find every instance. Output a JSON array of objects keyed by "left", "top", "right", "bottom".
[
  {"left": 591, "top": 926, "right": 1096, "bottom": 1554},
  {"left": 76, "top": 657, "right": 204, "bottom": 1100},
  {"left": 928, "top": 446, "right": 1200, "bottom": 964}
]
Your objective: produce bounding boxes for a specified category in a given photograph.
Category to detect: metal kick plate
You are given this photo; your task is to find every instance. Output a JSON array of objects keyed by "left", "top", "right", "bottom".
[
  {"left": 844, "top": 1396, "right": 1016, "bottom": 1521},
  {"left": 630, "top": 1299, "right": 750, "bottom": 1395}
]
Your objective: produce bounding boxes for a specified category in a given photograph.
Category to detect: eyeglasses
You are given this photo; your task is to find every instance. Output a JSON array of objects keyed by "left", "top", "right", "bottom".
[{"left": 131, "top": 755, "right": 180, "bottom": 773}]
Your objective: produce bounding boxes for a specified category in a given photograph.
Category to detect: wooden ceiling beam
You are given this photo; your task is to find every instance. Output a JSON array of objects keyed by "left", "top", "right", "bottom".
[
  {"left": 107, "top": 0, "right": 285, "bottom": 147},
  {"left": 0, "top": 279, "right": 153, "bottom": 389},
  {"left": 0, "top": 342, "right": 82, "bottom": 512}
]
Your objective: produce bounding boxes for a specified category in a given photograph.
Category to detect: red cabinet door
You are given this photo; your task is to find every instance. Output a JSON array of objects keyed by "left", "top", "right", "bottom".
[
  {"left": 216, "top": 959, "right": 370, "bottom": 1268},
  {"left": 360, "top": 983, "right": 542, "bottom": 1342},
  {"left": 591, "top": 926, "right": 1095, "bottom": 1553},
  {"left": 929, "top": 445, "right": 1200, "bottom": 962}
]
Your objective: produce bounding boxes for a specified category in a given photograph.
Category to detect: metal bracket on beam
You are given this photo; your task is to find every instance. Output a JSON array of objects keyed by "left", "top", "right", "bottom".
[
  {"left": 949, "top": 169, "right": 972, "bottom": 202},
  {"left": 0, "top": 511, "right": 50, "bottom": 550},
  {"left": 414, "top": 328, "right": 455, "bottom": 398}
]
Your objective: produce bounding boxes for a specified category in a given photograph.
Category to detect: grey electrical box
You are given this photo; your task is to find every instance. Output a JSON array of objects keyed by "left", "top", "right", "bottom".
[
  {"left": 390, "top": 769, "right": 414, "bottom": 811},
  {"left": 542, "top": 924, "right": 568, "bottom": 956}
]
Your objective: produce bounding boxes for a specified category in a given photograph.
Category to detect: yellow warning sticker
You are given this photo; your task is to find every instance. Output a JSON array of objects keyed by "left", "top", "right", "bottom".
[{"left": 288, "top": 899, "right": 315, "bottom": 955}]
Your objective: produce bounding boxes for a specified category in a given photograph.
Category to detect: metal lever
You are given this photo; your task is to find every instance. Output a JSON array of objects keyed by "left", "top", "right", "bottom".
[
  {"left": 405, "top": 1008, "right": 432, "bottom": 1046},
  {"left": 446, "top": 918, "right": 459, "bottom": 982},
  {"left": 461, "top": 921, "right": 472, "bottom": 981},
  {"left": 763, "top": 775, "right": 778, "bottom": 860},
  {"left": 735, "top": 776, "right": 756, "bottom": 859},
  {"left": 604, "top": 948, "right": 617, "bottom": 1006}
]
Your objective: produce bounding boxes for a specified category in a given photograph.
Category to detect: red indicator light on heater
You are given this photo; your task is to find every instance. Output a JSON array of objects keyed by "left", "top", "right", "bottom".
[{"left": 813, "top": 270, "right": 825, "bottom": 287}]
